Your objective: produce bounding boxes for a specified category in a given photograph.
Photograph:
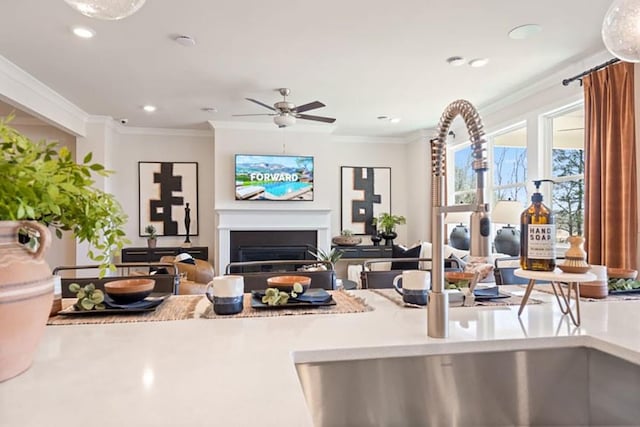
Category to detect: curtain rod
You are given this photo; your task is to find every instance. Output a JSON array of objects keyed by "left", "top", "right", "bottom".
[{"left": 562, "top": 58, "right": 621, "bottom": 86}]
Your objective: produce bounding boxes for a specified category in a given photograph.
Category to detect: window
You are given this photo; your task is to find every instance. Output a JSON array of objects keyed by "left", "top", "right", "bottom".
[
  {"left": 492, "top": 125, "right": 528, "bottom": 206},
  {"left": 447, "top": 100, "right": 584, "bottom": 252},
  {"left": 450, "top": 124, "right": 527, "bottom": 208},
  {"left": 549, "top": 107, "right": 585, "bottom": 242},
  {"left": 453, "top": 143, "right": 475, "bottom": 204}
]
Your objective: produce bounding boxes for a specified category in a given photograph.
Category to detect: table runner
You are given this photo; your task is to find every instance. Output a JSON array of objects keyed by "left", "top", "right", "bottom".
[
  {"left": 197, "top": 290, "right": 373, "bottom": 319},
  {"left": 48, "top": 291, "right": 373, "bottom": 325},
  {"left": 47, "top": 295, "right": 202, "bottom": 326},
  {"left": 370, "top": 287, "right": 542, "bottom": 309},
  {"left": 519, "top": 283, "right": 640, "bottom": 302}
]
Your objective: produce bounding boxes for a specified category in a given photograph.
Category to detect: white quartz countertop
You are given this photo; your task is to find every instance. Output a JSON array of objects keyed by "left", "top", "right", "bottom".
[{"left": 2, "top": 288, "right": 640, "bottom": 427}]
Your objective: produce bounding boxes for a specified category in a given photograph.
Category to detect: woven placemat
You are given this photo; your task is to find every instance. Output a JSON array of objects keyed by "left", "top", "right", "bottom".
[
  {"left": 47, "top": 295, "right": 202, "bottom": 326},
  {"left": 370, "top": 288, "right": 542, "bottom": 309},
  {"left": 519, "top": 283, "right": 640, "bottom": 302},
  {"left": 197, "top": 290, "right": 373, "bottom": 319}
]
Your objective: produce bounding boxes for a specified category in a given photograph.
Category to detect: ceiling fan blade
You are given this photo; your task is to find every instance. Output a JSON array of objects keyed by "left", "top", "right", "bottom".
[
  {"left": 245, "top": 98, "right": 276, "bottom": 111},
  {"left": 294, "top": 101, "right": 325, "bottom": 113},
  {"left": 232, "top": 113, "right": 276, "bottom": 117},
  {"left": 296, "top": 114, "right": 336, "bottom": 123}
]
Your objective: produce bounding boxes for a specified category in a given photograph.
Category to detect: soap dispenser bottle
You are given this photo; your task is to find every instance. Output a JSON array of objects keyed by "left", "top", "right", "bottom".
[{"left": 520, "top": 179, "right": 556, "bottom": 271}]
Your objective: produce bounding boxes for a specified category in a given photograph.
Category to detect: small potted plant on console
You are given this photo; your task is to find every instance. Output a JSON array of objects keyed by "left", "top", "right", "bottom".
[
  {"left": 144, "top": 224, "right": 158, "bottom": 248},
  {"left": 372, "top": 213, "right": 406, "bottom": 246}
]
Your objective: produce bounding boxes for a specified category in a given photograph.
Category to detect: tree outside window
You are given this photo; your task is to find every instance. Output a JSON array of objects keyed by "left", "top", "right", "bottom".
[
  {"left": 451, "top": 125, "right": 527, "bottom": 208},
  {"left": 550, "top": 108, "right": 585, "bottom": 242}
]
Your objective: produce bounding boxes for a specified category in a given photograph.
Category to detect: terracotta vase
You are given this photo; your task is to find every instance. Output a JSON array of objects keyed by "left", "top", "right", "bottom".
[{"left": 0, "top": 221, "right": 54, "bottom": 382}]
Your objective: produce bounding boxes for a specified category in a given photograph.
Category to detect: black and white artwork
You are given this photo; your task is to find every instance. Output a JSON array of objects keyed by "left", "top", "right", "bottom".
[
  {"left": 341, "top": 166, "right": 391, "bottom": 235},
  {"left": 139, "top": 162, "right": 198, "bottom": 237}
]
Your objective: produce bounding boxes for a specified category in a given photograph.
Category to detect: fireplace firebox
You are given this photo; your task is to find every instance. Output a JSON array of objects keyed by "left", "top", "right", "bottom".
[{"left": 229, "top": 230, "right": 318, "bottom": 270}]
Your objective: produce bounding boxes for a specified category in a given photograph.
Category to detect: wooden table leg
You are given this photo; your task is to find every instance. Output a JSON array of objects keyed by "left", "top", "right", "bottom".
[{"left": 518, "top": 278, "right": 536, "bottom": 316}]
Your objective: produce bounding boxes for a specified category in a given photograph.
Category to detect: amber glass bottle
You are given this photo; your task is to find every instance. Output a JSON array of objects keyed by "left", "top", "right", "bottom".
[{"left": 520, "top": 180, "right": 556, "bottom": 271}]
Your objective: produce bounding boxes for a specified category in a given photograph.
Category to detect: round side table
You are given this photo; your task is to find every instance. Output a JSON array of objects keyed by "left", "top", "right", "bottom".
[{"left": 514, "top": 268, "right": 596, "bottom": 326}]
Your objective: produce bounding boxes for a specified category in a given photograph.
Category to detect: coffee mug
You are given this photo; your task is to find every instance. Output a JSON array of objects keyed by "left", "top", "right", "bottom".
[
  {"left": 393, "top": 270, "right": 430, "bottom": 305},
  {"left": 205, "top": 275, "right": 244, "bottom": 315},
  {"left": 581, "top": 265, "right": 608, "bottom": 299}
]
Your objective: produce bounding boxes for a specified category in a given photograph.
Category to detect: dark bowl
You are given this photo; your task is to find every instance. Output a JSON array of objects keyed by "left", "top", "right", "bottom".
[
  {"left": 266, "top": 275, "right": 311, "bottom": 294},
  {"left": 104, "top": 278, "right": 155, "bottom": 304}
]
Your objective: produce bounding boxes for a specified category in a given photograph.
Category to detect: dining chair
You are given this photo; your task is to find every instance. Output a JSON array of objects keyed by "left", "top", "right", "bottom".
[
  {"left": 361, "top": 257, "right": 463, "bottom": 289},
  {"left": 224, "top": 259, "right": 336, "bottom": 292},
  {"left": 53, "top": 263, "right": 180, "bottom": 298}
]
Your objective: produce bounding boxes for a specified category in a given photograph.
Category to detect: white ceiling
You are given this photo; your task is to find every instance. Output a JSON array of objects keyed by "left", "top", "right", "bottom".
[{"left": 0, "top": 0, "right": 612, "bottom": 137}]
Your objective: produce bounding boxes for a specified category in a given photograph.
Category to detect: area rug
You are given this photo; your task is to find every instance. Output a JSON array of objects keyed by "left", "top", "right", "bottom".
[
  {"left": 47, "top": 295, "right": 202, "bottom": 326},
  {"left": 370, "top": 288, "right": 543, "bottom": 309},
  {"left": 197, "top": 290, "right": 373, "bottom": 319},
  {"left": 518, "top": 283, "right": 640, "bottom": 302}
]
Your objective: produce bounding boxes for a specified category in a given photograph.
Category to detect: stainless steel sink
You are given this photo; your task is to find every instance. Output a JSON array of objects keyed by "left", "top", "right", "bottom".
[{"left": 296, "top": 346, "right": 640, "bottom": 426}]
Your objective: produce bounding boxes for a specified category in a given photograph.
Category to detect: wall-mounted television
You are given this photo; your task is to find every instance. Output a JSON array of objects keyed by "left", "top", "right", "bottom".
[{"left": 235, "top": 154, "right": 314, "bottom": 201}]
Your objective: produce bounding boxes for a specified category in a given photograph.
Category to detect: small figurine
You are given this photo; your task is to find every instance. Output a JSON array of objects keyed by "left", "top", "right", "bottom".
[{"left": 183, "top": 202, "right": 191, "bottom": 247}]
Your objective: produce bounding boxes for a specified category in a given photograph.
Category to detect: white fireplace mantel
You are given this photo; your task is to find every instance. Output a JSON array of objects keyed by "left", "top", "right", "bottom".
[{"left": 216, "top": 208, "right": 332, "bottom": 272}]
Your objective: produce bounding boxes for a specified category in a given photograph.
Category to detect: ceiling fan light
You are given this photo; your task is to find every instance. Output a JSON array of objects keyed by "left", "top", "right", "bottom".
[
  {"left": 274, "top": 114, "right": 296, "bottom": 128},
  {"left": 64, "top": 0, "right": 146, "bottom": 20},
  {"left": 602, "top": 0, "right": 640, "bottom": 62}
]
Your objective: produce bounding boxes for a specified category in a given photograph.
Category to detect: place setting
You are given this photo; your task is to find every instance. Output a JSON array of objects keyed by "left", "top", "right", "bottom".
[
  {"left": 371, "top": 270, "right": 537, "bottom": 309},
  {"left": 48, "top": 279, "right": 200, "bottom": 326},
  {"left": 197, "top": 275, "right": 372, "bottom": 319}
]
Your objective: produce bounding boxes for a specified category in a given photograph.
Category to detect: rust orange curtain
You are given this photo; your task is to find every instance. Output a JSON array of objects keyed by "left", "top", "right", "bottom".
[{"left": 583, "top": 61, "right": 637, "bottom": 269}]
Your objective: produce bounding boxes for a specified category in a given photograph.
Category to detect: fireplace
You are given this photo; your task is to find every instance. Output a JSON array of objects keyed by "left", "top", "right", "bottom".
[
  {"left": 216, "top": 209, "right": 332, "bottom": 273},
  {"left": 230, "top": 230, "right": 317, "bottom": 263}
]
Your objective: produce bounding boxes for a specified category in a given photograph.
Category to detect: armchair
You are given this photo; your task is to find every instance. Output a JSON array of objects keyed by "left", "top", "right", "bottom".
[{"left": 159, "top": 255, "right": 215, "bottom": 294}]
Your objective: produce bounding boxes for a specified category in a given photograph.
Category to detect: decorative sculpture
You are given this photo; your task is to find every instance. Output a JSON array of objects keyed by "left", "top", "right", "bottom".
[{"left": 183, "top": 202, "right": 191, "bottom": 247}]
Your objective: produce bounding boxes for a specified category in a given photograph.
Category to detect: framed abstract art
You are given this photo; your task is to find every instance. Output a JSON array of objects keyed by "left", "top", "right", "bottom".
[
  {"left": 138, "top": 161, "right": 198, "bottom": 237},
  {"left": 340, "top": 166, "right": 391, "bottom": 235}
]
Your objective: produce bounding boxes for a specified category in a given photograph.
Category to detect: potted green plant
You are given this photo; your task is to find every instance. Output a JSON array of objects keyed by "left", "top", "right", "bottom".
[
  {"left": 372, "top": 213, "right": 406, "bottom": 245},
  {"left": 145, "top": 224, "right": 158, "bottom": 248},
  {"left": 308, "top": 246, "right": 345, "bottom": 266},
  {"left": 0, "top": 116, "right": 128, "bottom": 381},
  {"left": 331, "top": 229, "right": 362, "bottom": 246}
]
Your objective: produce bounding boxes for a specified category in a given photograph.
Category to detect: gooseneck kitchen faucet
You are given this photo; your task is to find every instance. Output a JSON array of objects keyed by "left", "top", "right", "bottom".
[{"left": 429, "top": 100, "right": 491, "bottom": 338}]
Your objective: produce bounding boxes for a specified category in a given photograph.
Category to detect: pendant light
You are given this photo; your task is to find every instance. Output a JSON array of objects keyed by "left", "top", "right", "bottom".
[
  {"left": 64, "top": 0, "right": 146, "bottom": 20},
  {"left": 602, "top": 0, "right": 640, "bottom": 62}
]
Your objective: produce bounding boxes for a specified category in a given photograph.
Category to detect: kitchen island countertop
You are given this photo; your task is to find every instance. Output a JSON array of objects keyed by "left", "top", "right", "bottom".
[{"left": 1, "top": 289, "right": 639, "bottom": 427}]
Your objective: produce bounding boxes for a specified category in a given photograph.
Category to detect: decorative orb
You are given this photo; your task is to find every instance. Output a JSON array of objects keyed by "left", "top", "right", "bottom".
[
  {"left": 602, "top": 0, "right": 640, "bottom": 62},
  {"left": 65, "top": 0, "right": 146, "bottom": 20}
]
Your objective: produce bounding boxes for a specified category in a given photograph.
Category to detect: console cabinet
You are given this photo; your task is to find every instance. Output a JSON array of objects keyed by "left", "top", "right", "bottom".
[
  {"left": 121, "top": 246, "right": 209, "bottom": 263},
  {"left": 332, "top": 245, "right": 392, "bottom": 259}
]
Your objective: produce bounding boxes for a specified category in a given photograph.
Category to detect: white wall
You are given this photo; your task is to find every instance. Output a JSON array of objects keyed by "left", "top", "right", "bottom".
[
  {"left": 212, "top": 125, "right": 417, "bottom": 261},
  {"left": 109, "top": 128, "right": 215, "bottom": 262}
]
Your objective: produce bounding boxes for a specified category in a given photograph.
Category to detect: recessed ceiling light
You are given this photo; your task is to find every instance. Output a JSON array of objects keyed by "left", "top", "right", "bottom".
[
  {"left": 469, "top": 58, "right": 489, "bottom": 68},
  {"left": 508, "top": 24, "right": 542, "bottom": 40},
  {"left": 446, "top": 56, "right": 465, "bottom": 66},
  {"left": 389, "top": 118, "right": 401, "bottom": 124},
  {"left": 143, "top": 105, "right": 156, "bottom": 112},
  {"left": 72, "top": 26, "right": 95, "bottom": 39},
  {"left": 175, "top": 35, "right": 196, "bottom": 47}
]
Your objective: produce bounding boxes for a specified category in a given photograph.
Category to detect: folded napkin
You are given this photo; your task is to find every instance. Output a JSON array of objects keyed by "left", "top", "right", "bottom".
[
  {"left": 251, "top": 288, "right": 332, "bottom": 304},
  {"left": 294, "top": 289, "right": 332, "bottom": 303},
  {"left": 103, "top": 294, "right": 168, "bottom": 310}
]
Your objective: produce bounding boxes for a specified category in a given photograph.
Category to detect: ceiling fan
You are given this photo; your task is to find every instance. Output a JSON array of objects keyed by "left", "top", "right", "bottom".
[{"left": 233, "top": 88, "right": 336, "bottom": 128}]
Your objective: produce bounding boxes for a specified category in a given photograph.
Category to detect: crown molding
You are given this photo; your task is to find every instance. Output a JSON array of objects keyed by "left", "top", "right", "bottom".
[
  {"left": 210, "top": 120, "right": 335, "bottom": 134},
  {"left": 479, "top": 49, "right": 613, "bottom": 117},
  {"left": 116, "top": 125, "right": 213, "bottom": 138},
  {"left": 0, "top": 54, "right": 89, "bottom": 136},
  {"left": 330, "top": 134, "right": 406, "bottom": 145}
]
